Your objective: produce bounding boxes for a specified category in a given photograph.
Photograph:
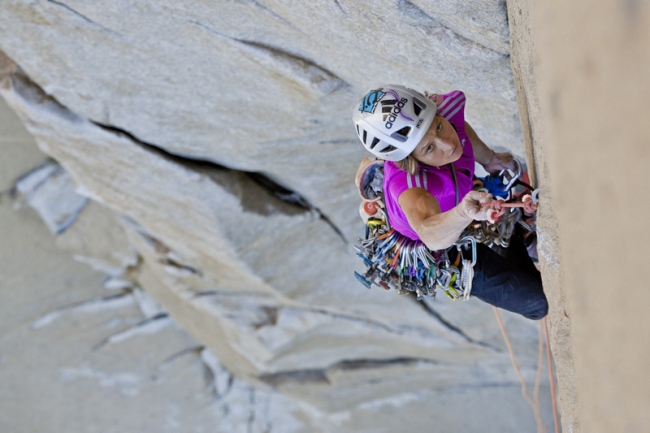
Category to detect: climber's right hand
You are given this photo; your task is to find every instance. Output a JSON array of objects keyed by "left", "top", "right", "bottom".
[{"left": 456, "top": 191, "right": 493, "bottom": 221}]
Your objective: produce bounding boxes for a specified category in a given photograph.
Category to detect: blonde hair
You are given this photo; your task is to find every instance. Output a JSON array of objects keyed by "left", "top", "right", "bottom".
[{"left": 395, "top": 154, "right": 420, "bottom": 175}]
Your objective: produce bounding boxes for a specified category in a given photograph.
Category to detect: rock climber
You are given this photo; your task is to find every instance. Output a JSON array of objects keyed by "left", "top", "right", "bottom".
[{"left": 352, "top": 85, "right": 548, "bottom": 320}]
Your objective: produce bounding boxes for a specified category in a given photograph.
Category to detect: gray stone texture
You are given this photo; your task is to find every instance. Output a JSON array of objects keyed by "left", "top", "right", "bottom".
[
  {"left": 0, "top": 176, "right": 333, "bottom": 433},
  {"left": 0, "top": 94, "right": 48, "bottom": 191},
  {"left": 508, "top": 0, "right": 650, "bottom": 432},
  {"left": 0, "top": 0, "right": 522, "bottom": 243},
  {"left": 0, "top": 1, "right": 558, "bottom": 431},
  {"left": 15, "top": 162, "right": 89, "bottom": 234}
]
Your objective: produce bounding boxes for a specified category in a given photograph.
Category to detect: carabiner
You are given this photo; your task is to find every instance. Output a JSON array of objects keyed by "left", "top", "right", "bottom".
[{"left": 500, "top": 159, "right": 522, "bottom": 193}]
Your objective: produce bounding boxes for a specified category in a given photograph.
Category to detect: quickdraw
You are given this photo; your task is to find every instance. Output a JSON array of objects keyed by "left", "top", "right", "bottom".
[
  {"left": 461, "top": 160, "right": 539, "bottom": 249},
  {"left": 354, "top": 159, "right": 539, "bottom": 301}
]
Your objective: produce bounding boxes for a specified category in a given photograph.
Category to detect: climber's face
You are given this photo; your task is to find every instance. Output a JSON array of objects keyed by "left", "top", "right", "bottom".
[{"left": 411, "top": 114, "right": 462, "bottom": 167}]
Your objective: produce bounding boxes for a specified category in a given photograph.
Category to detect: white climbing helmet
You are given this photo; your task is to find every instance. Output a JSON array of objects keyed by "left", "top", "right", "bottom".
[{"left": 352, "top": 85, "right": 437, "bottom": 161}]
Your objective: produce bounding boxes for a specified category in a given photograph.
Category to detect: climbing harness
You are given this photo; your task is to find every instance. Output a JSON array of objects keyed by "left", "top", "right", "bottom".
[{"left": 354, "top": 159, "right": 539, "bottom": 301}]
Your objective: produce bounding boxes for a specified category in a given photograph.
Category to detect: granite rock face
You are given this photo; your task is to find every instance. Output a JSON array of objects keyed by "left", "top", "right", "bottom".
[
  {"left": 507, "top": 0, "right": 650, "bottom": 431},
  {"left": 0, "top": 0, "right": 520, "bottom": 243},
  {"left": 15, "top": 162, "right": 88, "bottom": 234},
  {"left": 0, "top": 1, "right": 553, "bottom": 431}
]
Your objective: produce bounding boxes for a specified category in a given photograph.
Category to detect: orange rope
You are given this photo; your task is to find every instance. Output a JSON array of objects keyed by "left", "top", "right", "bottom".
[
  {"left": 482, "top": 198, "right": 538, "bottom": 221},
  {"left": 544, "top": 317, "right": 560, "bottom": 433},
  {"left": 494, "top": 307, "right": 546, "bottom": 433},
  {"left": 534, "top": 320, "right": 545, "bottom": 425}
]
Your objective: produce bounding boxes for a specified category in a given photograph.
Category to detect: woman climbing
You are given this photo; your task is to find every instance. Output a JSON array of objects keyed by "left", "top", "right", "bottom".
[{"left": 352, "top": 85, "right": 547, "bottom": 320}]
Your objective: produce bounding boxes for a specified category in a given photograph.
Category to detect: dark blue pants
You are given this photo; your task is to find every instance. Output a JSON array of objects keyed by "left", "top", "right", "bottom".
[{"left": 454, "top": 237, "right": 548, "bottom": 320}]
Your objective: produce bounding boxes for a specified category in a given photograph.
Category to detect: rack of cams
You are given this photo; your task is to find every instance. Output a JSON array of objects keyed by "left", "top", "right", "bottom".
[
  {"left": 353, "top": 159, "right": 536, "bottom": 301},
  {"left": 354, "top": 223, "right": 477, "bottom": 301}
]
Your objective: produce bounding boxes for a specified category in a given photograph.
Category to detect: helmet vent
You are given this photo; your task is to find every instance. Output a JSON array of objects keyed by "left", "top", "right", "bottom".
[
  {"left": 412, "top": 98, "right": 426, "bottom": 116},
  {"left": 369, "top": 137, "right": 380, "bottom": 150},
  {"left": 390, "top": 126, "right": 411, "bottom": 142},
  {"left": 362, "top": 129, "right": 367, "bottom": 144},
  {"left": 383, "top": 145, "right": 397, "bottom": 153},
  {"left": 356, "top": 124, "right": 360, "bottom": 135}
]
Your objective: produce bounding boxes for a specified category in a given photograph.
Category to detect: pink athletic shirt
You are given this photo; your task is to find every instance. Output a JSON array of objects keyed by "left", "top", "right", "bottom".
[{"left": 383, "top": 90, "right": 475, "bottom": 241}]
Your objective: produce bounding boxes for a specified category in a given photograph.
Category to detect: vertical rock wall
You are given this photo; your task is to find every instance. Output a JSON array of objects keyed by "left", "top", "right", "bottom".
[
  {"left": 506, "top": 0, "right": 580, "bottom": 430},
  {"left": 508, "top": 1, "right": 650, "bottom": 432}
]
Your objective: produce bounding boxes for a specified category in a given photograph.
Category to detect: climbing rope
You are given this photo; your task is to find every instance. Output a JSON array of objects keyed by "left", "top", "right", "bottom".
[
  {"left": 494, "top": 307, "right": 546, "bottom": 433},
  {"left": 494, "top": 304, "right": 561, "bottom": 433},
  {"left": 544, "top": 317, "right": 561, "bottom": 433},
  {"left": 534, "top": 320, "right": 545, "bottom": 431},
  {"left": 482, "top": 194, "right": 538, "bottom": 223}
]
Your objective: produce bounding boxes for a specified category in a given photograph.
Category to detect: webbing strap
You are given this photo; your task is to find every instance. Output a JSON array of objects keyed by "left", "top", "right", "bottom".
[{"left": 450, "top": 164, "right": 459, "bottom": 206}]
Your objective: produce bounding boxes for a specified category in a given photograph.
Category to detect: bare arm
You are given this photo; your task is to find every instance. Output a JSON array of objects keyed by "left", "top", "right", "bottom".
[
  {"left": 465, "top": 121, "right": 516, "bottom": 173},
  {"left": 465, "top": 121, "right": 494, "bottom": 165},
  {"left": 398, "top": 187, "right": 492, "bottom": 250}
]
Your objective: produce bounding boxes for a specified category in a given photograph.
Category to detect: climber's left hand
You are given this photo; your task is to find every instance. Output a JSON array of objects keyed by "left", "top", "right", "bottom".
[{"left": 483, "top": 151, "right": 516, "bottom": 176}]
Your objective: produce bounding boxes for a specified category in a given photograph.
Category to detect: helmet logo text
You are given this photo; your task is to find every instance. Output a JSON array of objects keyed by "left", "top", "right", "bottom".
[{"left": 381, "top": 97, "right": 408, "bottom": 129}]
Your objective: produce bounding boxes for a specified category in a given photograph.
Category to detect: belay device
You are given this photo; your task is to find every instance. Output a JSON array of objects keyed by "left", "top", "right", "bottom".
[{"left": 353, "top": 159, "right": 538, "bottom": 301}]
